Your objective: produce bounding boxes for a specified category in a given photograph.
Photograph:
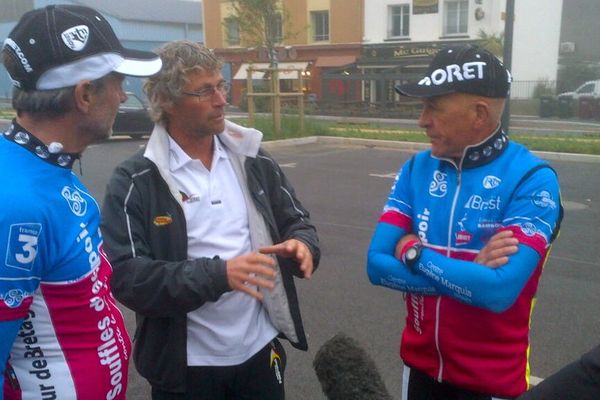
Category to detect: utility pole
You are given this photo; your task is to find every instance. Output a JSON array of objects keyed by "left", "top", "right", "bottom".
[{"left": 501, "top": 0, "right": 515, "bottom": 132}]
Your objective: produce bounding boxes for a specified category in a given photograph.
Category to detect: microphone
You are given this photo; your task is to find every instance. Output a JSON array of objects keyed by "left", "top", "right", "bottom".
[{"left": 313, "top": 332, "right": 393, "bottom": 400}]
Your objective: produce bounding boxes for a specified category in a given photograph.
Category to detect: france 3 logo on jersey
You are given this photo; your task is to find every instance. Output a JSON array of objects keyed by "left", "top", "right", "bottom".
[
  {"left": 62, "top": 186, "right": 87, "bottom": 216},
  {"left": 5, "top": 223, "right": 42, "bottom": 271}
]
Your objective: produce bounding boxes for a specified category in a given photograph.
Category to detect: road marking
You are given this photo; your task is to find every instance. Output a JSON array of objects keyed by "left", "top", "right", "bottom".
[
  {"left": 280, "top": 163, "right": 296, "bottom": 168},
  {"left": 369, "top": 172, "right": 397, "bottom": 179},
  {"left": 530, "top": 375, "right": 544, "bottom": 386}
]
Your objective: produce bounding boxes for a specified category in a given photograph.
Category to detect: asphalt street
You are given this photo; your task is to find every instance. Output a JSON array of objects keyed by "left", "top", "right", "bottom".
[{"left": 72, "top": 136, "right": 600, "bottom": 400}]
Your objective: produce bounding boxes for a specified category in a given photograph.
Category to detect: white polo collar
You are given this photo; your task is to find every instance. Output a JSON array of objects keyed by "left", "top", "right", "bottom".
[{"left": 168, "top": 135, "right": 228, "bottom": 172}]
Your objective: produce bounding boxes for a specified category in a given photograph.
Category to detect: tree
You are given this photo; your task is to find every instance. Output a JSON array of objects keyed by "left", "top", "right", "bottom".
[
  {"left": 225, "top": 0, "right": 295, "bottom": 66},
  {"left": 477, "top": 29, "right": 504, "bottom": 59}
]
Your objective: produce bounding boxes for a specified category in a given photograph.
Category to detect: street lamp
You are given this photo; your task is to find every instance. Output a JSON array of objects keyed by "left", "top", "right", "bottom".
[{"left": 502, "top": 0, "right": 515, "bottom": 132}]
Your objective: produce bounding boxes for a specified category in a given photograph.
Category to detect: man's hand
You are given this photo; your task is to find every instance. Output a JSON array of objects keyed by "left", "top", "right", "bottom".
[
  {"left": 226, "top": 253, "right": 277, "bottom": 300},
  {"left": 475, "top": 230, "right": 519, "bottom": 268},
  {"left": 259, "top": 239, "right": 314, "bottom": 279}
]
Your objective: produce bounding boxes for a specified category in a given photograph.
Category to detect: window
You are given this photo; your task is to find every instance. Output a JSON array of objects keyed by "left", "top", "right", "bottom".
[
  {"left": 388, "top": 4, "right": 410, "bottom": 38},
  {"left": 311, "top": 10, "right": 329, "bottom": 41},
  {"left": 272, "top": 13, "right": 283, "bottom": 44},
  {"left": 225, "top": 17, "right": 240, "bottom": 46},
  {"left": 577, "top": 83, "right": 595, "bottom": 95},
  {"left": 444, "top": 0, "right": 468, "bottom": 35}
]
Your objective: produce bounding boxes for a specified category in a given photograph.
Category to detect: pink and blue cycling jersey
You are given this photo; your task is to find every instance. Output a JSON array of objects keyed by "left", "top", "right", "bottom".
[{"left": 0, "top": 122, "right": 131, "bottom": 400}]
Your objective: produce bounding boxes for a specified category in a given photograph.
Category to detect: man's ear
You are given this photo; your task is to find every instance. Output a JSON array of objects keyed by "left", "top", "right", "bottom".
[
  {"left": 473, "top": 101, "right": 491, "bottom": 129},
  {"left": 161, "top": 98, "right": 175, "bottom": 115},
  {"left": 73, "top": 80, "right": 94, "bottom": 113}
]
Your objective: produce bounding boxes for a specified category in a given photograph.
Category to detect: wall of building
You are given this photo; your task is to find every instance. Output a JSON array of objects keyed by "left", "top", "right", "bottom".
[
  {"left": 560, "top": 0, "right": 600, "bottom": 61},
  {"left": 203, "top": 0, "right": 222, "bottom": 48},
  {"left": 283, "top": 0, "right": 307, "bottom": 45},
  {"left": 512, "top": 0, "right": 563, "bottom": 88},
  {"left": 330, "top": 0, "right": 363, "bottom": 44}
]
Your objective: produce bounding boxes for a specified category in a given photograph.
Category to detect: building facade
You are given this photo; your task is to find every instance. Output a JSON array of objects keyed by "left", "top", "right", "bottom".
[
  {"left": 205, "top": 0, "right": 564, "bottom": 107},
  {"left": 203, "top": 0, "right": 364, "bottom": 106}
]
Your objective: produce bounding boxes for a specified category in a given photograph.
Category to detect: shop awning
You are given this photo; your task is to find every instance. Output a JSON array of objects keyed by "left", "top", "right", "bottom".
[
  {"left": 314, "top": 55, "right": 357, "bottom": 68},
  {"left": 233, "top": 62, "right": 309, "bottom": 80}
]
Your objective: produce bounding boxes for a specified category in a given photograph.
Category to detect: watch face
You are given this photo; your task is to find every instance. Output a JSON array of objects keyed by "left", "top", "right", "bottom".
[{"left": 406, "top": 247, "right": 418, "bottom": 261}]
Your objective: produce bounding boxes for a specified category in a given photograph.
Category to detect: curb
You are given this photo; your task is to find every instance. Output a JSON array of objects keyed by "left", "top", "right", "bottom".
[{"left": 262, "top": 136, "right": 600, "bottom": 164}]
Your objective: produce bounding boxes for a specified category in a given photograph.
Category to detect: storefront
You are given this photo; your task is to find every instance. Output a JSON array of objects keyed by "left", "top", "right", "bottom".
[
  {"left": 357, "top": 40, "right": 480, "bottom": 104},
  {"left": 214, "top": 44, "right": 361, "bottom": 107}
]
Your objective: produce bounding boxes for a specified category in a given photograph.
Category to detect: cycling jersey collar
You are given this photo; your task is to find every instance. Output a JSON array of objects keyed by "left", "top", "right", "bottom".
[
  {"left": 2, "top": 119, "right": 80, "bottom": 169},
  {"left": 461, "top": 125, "right": 508, "bottom": 169}
]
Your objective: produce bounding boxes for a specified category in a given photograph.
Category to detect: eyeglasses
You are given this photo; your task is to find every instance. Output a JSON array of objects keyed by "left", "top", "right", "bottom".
[{"left": 182, "top": 81, "right": 230, "bottom": 101}]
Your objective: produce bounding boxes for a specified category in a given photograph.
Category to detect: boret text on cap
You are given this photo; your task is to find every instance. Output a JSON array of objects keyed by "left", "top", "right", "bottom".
[
  {"left": 2, "top": 4, "right": 162, "bottom": 91},
  {"left": 395, "top": 44, "right": 512, "bottom": 99}
]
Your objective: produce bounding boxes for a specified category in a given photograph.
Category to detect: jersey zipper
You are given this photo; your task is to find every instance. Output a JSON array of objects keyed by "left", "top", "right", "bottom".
[{"left": 435, "top": 167, "right": 462, "bottom": 382}]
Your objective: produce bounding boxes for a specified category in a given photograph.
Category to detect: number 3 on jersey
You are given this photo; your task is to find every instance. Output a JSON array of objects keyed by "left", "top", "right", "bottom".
[{"left": 5, "top": 223, "right": 42, "bottom": 271}]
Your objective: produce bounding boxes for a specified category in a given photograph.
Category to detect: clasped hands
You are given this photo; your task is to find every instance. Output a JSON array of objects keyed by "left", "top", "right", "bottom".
[{"left": 396, "top": 230, "right": 519, "bottom": 268}]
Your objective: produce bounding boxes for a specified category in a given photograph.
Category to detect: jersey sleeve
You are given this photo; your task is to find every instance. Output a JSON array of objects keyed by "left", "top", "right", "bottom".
[
  {"left": 378, "top": 158, "right": 414, "bottom": 230},
  {"left": 367, "top": 222, "right": 439, "bottom": 294},
  {"left": 502, "top": 166, "right": 562, "bottom": 254},
  {"left": 367, "top": 158, "right": 439, "bottom": 294},
  {"left": 413, "top": 245, "right": 540, "bottom": 312}
]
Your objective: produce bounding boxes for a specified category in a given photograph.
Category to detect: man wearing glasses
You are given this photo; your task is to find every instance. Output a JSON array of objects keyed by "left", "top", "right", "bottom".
[{"left": 100, "top": 40, "right": 320, "bottom": 399}]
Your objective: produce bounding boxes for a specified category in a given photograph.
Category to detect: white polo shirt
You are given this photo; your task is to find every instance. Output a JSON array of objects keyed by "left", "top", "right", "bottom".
[{"left": 168, "top": 136, "right": 277, "bottom": 366}]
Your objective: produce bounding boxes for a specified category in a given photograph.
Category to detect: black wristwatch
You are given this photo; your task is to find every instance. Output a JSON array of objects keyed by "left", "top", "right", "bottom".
[{"left": 403, "top": 242, "right": 423, "bottom": 272}]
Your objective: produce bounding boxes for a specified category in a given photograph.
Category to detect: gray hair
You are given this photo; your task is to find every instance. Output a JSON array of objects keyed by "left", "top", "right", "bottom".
[
  {"left": 144, "top": 40, "right": 223, "bottom": 125},
  {"left": 10, "top": 86, "right": 75, "bottom": 115}
]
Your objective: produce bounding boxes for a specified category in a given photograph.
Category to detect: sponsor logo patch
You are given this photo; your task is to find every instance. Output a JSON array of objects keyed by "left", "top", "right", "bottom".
[
  {"left": 3, "top": 38, "right": 33, "bottom": 73},
  {"left": 429, "top": 170, "right": 448, "bottom": 198},
  {"left": 61, "top": 25, "right": 89, "bottom": 51},
  {"left": 153, "top": 215, "right": 173, "bottom": 226},
  {"left": 5, "top": 223, "right": 42, "bottom": 271},
  {"left": 416, "top": 208, "right": 431, "bottom": 243},
  {"left": 465, "top": 194, "right": 501, "bottom": 211},
  {"left": 532, "top": 190, "right": 556, "bottom": 209},
  {"left": 455, "top": 214, "right": 473, "bottom": 245},
  {"left": 61, "top": 186, "right": 87, "bottom": 216},
  {"left": 482, "top": 175, "right": 501, "bottom": 189},
  {"left": 1, "top": 288, "right": 30, "bottom": 308},
  {"left": 519, "top": 222, "right": 537, "bottom": 237}
]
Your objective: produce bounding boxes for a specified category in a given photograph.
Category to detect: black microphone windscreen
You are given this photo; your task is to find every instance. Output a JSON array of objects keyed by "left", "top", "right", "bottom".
[{"left": 313, "top": 332, "right": 393, "bottom": 400}]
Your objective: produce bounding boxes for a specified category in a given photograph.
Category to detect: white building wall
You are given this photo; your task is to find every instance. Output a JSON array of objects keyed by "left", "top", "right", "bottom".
[
  {"left": 512, "top": 0, "right": 562, "bottom": 84},
  {"left": 363, "top": 0, "right": 564, "bottom": 98}
]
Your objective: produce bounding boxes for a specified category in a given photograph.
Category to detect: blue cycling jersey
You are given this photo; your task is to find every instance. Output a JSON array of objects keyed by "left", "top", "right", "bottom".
[
  {"left": 368, "top": 129, "right": 562, "bottom": 312},
  {"left": 0, "top": 122, "right": 130, "bottom": 400},
  {"left": 366, "top": 128, "right": 563, "bottom": 397}
]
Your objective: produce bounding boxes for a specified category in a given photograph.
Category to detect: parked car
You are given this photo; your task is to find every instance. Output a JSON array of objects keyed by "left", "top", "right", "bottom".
[
  {"left": 557, "top": 80, "right": 600, "bottom": 100},
  {"left": 112, "top": 92, "right": 154, "bottom": 138}
]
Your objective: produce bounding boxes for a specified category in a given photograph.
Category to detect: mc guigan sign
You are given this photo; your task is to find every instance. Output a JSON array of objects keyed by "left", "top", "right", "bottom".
[
  {"left": 413, "top": 0, "right": 439, "bottom": 14},
  {"left": 363, "top": 44, "right": 442, "bottom": 60}
]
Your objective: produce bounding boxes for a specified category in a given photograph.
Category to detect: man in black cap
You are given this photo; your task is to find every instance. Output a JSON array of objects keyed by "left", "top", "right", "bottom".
[
  {"left": 0, "top": 5, "right": 161, "bottom": 399},
  {"left": 367, "top": 45, "right": 563, "bottom": 399}
]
